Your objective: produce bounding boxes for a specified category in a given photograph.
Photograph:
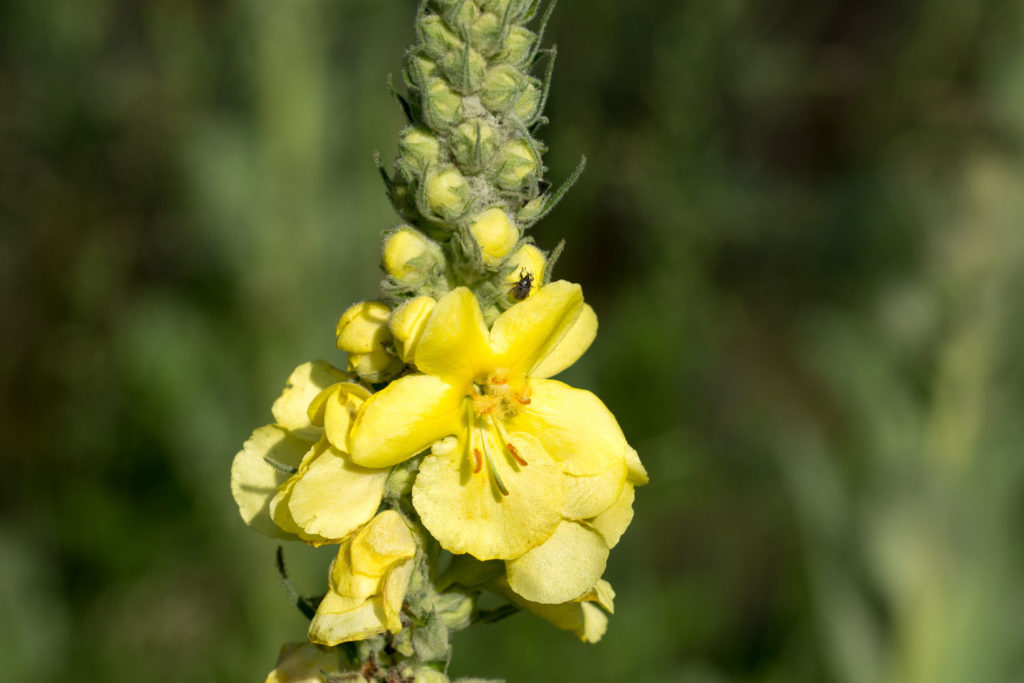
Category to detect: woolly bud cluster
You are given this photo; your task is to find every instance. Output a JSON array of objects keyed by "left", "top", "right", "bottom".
[{"left": 378, "top": 0, "right": 567, "bottom": 318}]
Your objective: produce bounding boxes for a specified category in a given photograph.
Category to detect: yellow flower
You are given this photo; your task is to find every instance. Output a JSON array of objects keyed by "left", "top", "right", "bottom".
[
  {"left": 230, "top": 361, "right": 390, "bottom": 545},
  {"left": 308, "top": 510, "right": 417, "bottom": 646},
  {"left": 336, "top": 302, "right": 402, "bottom": 382},
  {"left": 264, "top": 642, "right": 340, "bottom": 683},
  {"left": 348, "top": 281, "right": 643, "bottom": 603}
]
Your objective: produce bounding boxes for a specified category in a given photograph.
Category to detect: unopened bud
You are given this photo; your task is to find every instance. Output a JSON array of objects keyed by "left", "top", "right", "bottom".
[
  {"left": 336, "top": 302, "right": 401, "bottom": 382},
  {"left": 513, "top": 81, "right": 541, "bottom": 122},
  {"left": 419, "top": 15, "right": 462, "bottom": 60},
  {"left": 505, "top": 244, "right": 546, "bottom": 299},
  {"left": 381, "top": 226, "right": 444, "bottom": 286},
  {"left": 443, "top": 0, "right": 480, "bottom": 36},
  {"left": 407, "top": 54, "right": 438, "bottom": 87},
  {"left": 450, "top": 120, "right": 499, "bottom": 170},
  {"left": 440, "top": 46, "right": 487, "bottom": 93},
  {"left": 479, "top": 0, "right": 526, "bottom": 18},
  {"left": 423, "top": 78, "right": 463, "bottom": 129},
  {"left": 470, "top": 12, "right": 502, "bottom": 54},
  {"left": 399, "top": 127, "right": 441, "bottom": 172},
  {"left": 425, "top": 166, "right": 469, "bottom": 220},
  {"left": 480, "top": 64, "right": 525, "bottom": 113},
  {"left": 517, "top": 194, "right": 546, "bottom": 223},
  {"left": 388, "top": 296, "right": 436, "bottom": 363},
  {"left": 502, "top": 26, "right": 536, "bottom": 68},
  {"left": 469, "top": 208, "right": 519, "bottom": 266},
  {"left": 492, "top": 138, "right": 539, "bottom": 190}
]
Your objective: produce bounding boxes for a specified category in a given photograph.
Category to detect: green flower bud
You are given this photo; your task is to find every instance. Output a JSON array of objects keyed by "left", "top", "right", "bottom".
[
  {"left": 399, "top": 127, "right": 442, "bottom": 172},
  {"left": 407, "top": 53, "right": 438, "bottom": 88},
  {"left": 469, "top": 207, "right": 519, "bottom": 266},
  {"left": 470, "top": 12, "right": 502, "bottom": 54},
  {"left": 492, "top": 138, "right": 539, "bottom": 190},
  {"left": 479, "top": 0, "right": 527, "bottom": 19},
  {"left": 419, "top": 14, "right": 462, "bottom": 60},
  {"left": 450, "top": 119, "right": 499, "bottom": 171},
  {"left": 381, "top": 226, "right": 444, "bottom": 286},
  {"left": 480, "top": 64, "right": 525, "bottom": 113},
  {"left": 516, "top": 194, "right": 546, "bottom": 222},
  {"left": 425, "top": 166, "right": 469, "bottom": 219},
  {"left": 440, "top": 46, "right": 487, "bottom": 94},
  {"left": 422, "top": 78, "right": 463, "bottom": 129},
  {"left": 442, "top": 0, "right": 480, "bottom": 36},
  {"left": 501, "top": 25, "right": 537, "bottom": 68},
  {"left": 513, "top": 81, "right": 541, "bottom": 122}
]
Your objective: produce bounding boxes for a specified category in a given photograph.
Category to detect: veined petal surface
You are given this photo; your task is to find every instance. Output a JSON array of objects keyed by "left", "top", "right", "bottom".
[
  {"left": 230, "top": 424, "right": 312, "bottom": 539},
  {"left": 506, "top": 520, "right": 609, "bottom": 604},
  {"left": 271, "top": 361, "right": 349, "bottom": 438},
  {"left": 412, "top": 432, "right": 563, "bottom": 560},
  {"left": 507, "top": 379, "right": 629, "bottom": 477}
]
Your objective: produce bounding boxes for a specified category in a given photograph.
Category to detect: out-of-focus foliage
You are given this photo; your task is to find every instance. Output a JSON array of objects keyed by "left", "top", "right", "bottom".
[{"left": 2, "top": 1, "right": 1023, "bottom": 681}]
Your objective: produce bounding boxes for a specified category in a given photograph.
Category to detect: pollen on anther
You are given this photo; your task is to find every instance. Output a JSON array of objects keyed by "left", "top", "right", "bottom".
[
  {"left": 473, "top": 448, "right": 484, "bottom": 474},
  {"left": 513, "top": 393, "right": 531, "bottom": 405},
  {"left": 507, "top": 442, "right": 528, "bottom": 466}
]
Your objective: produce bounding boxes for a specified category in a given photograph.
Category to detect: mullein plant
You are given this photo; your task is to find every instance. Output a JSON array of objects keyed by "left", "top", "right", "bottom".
[{"left": 231, "top": 1, "right": 647, "bottom": 681}]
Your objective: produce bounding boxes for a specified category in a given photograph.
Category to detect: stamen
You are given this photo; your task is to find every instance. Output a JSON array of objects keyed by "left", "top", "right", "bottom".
[
  {"left": 473, "top": 448, "right": 484, "bottom": 474},
  {"left": 507, "top": 442, "right": 528, "bottom": 467},
  {"left": 513, "top": 393, "right": 531, "bottom": 405},
  {"left": 480, "top": 435, "right": 509, "bottom": 496}
]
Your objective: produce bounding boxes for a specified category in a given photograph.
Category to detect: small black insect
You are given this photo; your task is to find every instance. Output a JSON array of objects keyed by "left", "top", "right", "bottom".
[{"left": 509, "top": 269, "right": 534, "bottom": 301}]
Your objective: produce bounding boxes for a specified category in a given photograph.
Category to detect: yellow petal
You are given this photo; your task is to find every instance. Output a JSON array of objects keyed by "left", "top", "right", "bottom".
[
  {"left": 530, "top": 304, "right": 598, "bottom": 379},
  {"left": 271, "top": 361, "right": 350, "bottom": 438},
  {"left": 506, "top": 521, "right": 609, "bottom": 604},
  {"left": 414, "top": 287, "right": 493, "bottom": 383},
  {"left": 588, "top": 484, "right": 635, "bottom": 549},
  {"left": 507, "top": 379, "right": 629, "bottom": 477},
  {"left": 307, "top": 596, "right": 389, "bottom": 646},
  {"left": 489, "top": 280, "right": 583, "bottom": 376},
  {"left": 230, "top": 425, "right": 312, "bottom": 539},
  {"left": 308, "top": 382, "right": 371, "bottom": 452},
  {"left": 493, "top": 578, "right": 610, "bottom": 643},
  {"left": 625, "top": 445, "right": 649, "bottom": 486},
  {"left": 349, "top": 374, "right": 464, "bottom": 468},
  {"left": 349, "top": 509, "right": 418, "bottom": 577},
  {"left": 576, "top": 578, "right": 616, "bottom": 613},
  {"left": 382, "top": 559, "right": 416, "bottom": 633},
  {"left": 562, "top": 462, "right": 626, "bottom": 521},
  {"left": 286, "top": 445, "right": 389, "bottom": 543},
  {"left": 336, "top": 301, "right": 392, "bottom": 354},
  {"left": 265, "top": 642, "right": 341, "bottom": 683},
  {"left": 412, "top": 431, "right": 564, "bottom": 560}
]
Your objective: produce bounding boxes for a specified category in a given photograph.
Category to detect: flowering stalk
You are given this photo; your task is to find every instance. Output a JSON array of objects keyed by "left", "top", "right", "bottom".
[{"left": 231, "top": 2, "right": 647, "bottom": 681}]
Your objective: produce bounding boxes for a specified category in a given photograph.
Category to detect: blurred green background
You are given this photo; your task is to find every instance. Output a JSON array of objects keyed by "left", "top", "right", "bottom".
[{"left": 3, "top": 0, "right": 1024, "bottom": 681}]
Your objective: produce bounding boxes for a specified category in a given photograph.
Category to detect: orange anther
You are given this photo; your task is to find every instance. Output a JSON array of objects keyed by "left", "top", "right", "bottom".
[
  {"left": 513, "top": 393, "right": 531, "bottom": 405},
  {"left": 473, "top": 449, "right": 484, "bottom": 474},
  {"left": 507, "top": 442, "right": 528, "bottom": 466}
]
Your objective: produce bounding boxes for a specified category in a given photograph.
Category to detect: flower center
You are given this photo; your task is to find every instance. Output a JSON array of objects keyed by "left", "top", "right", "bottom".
[{"left": 462, "top": 369, "right": 532, "bottom": 497}]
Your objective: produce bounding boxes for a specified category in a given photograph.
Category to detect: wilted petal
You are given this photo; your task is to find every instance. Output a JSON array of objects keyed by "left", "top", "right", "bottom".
[
  {"left": 230, "top": 425, "right": 312, "bottom": 539},
  {"left": 271, "top": 361, "right": 350, "bottom": 438}
]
